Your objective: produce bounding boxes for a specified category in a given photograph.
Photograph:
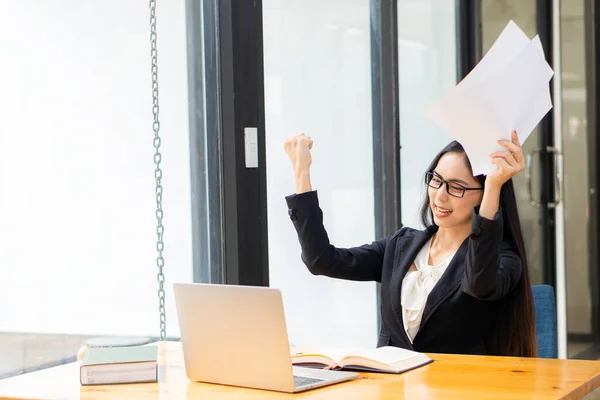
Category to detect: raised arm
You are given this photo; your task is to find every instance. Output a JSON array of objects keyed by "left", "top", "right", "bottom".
[
  {"left": 461, "top": 207, "right": 522, "bottom": 300},
  {"left": 462, "top": 130, "right": 526, "bottom": 300},
  {"left": 286, "top": 191, "right": 387, "bottom": 281},
  {"left": 283, "top": 133, "right": 387, "bottom": 282}
]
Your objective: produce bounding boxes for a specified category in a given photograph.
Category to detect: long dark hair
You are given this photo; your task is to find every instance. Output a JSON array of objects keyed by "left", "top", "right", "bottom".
[{"left": 420, "top": 141, "right": 537, "bottom": 358}]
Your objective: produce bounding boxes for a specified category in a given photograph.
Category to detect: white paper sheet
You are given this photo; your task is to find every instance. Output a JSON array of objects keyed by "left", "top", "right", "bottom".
[{"left": 425, "top": 20, "right": 554, "bottom": 176}]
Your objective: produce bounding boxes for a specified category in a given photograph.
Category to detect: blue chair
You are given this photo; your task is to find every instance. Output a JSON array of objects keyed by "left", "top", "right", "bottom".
[{"left": 532, "top": 284, "right": 558, "bottom": 358}]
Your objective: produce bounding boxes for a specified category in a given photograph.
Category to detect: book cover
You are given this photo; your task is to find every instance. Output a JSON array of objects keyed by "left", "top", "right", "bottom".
[{"left": 80, "top": 346, "right": 158, "bottom": 385}]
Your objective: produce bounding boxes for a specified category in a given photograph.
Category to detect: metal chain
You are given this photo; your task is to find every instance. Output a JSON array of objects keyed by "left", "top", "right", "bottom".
[{"left": 149, "top": 0, "right": 166, "bottom": 341}]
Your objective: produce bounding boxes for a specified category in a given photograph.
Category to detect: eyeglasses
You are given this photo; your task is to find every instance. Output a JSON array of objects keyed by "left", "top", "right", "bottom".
[{"left": 424, "top": 172, "right": 484, "bottom": 198}]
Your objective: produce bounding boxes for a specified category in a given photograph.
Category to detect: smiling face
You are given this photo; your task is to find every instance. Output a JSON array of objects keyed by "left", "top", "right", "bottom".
[{"left": 428, "top": 152, "right": 484, "bottom": 228}]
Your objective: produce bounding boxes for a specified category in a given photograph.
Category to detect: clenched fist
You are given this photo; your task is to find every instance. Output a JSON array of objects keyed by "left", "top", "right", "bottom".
[{"left": 283, "top": 132, "right": 313, "bottom": 173}]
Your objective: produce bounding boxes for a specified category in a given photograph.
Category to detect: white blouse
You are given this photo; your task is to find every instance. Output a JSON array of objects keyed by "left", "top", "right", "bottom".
[{"left": 401, "top": 238, "right": 455, "bottom": 343}]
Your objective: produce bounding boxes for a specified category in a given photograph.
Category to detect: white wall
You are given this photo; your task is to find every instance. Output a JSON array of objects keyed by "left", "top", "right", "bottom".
[{"left": 0, "top": 0, "right": 192, "bottom": 336}]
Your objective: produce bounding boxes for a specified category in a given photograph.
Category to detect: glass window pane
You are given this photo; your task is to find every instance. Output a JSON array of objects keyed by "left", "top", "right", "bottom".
[
  {"left": 398, "top": 0, "right": 457, "bottom": 228},
  {"left": 560, "top": 0, "right": 595, "bottom": 358},
  {"left": 263, "top": 0, "right": 378, "bottom": 348},
  {"left": 0, "top": 0, "right": 195, "bottom": 376}
]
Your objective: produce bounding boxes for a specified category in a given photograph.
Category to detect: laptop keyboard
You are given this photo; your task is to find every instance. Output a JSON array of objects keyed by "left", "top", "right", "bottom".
[{"left": 294, "top": 375, "right": 325, "bottom": 387}]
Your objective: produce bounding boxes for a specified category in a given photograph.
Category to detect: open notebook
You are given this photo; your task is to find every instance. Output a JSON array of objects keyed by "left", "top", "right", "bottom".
[{"left": 291, "top": 346, "right": 433, "bottom": 374}]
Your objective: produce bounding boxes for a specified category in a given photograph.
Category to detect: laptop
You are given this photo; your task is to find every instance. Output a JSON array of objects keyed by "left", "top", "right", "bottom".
[{"left": 173, "top": 282, "right": 359, "bottom": 393}]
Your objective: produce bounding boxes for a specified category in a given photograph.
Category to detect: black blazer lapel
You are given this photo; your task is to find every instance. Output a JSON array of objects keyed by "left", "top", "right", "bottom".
[
  {"left": 389, "top": 227, "right": 437, "bottom": 328},
  {"left": 417, "top": 238, "right": 470, "bottom": 334}
]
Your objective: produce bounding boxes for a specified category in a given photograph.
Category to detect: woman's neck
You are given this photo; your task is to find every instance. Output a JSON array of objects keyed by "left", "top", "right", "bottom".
[{"left": 431, "top": 224, "right": 471, "bottom": 254}]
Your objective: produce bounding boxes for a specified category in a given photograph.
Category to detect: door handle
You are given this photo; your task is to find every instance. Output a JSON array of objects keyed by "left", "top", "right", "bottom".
[
  {"left": 525, "top": 146, "right": 562, "bottom": 209},
  {"left": 547, "top": 146, "right": 562, "bottom": 209},
  {"left": 526, "top": 148, "right": 542, "bottom": 208}
]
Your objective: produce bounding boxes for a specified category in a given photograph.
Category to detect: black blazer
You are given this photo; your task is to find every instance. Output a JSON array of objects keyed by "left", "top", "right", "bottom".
[{"left": 285, "top": 190, "right": 522, "bottom": 356}]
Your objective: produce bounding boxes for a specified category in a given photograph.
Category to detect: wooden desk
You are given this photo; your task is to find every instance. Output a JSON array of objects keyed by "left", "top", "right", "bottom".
[{"left": 1, "top": 341, "right": 600, "bottom": 399}]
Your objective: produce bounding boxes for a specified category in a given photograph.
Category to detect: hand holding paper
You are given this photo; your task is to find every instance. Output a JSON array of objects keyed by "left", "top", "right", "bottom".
[
  {"left": 487, "top": 130, "right": 526, "bottom": 189},
  {"left": 426, "top": 20, "right": 554, "bottom": 176}
]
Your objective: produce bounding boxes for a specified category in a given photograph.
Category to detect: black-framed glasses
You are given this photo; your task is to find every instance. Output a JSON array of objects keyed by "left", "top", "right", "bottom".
[{"left": 424, "top": 172, "right": 484, "bottom": 198}]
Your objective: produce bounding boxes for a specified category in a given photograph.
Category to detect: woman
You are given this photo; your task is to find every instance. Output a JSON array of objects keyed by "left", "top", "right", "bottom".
[{"left": 283, "top": 131, "right": 536, "bottom": 357}]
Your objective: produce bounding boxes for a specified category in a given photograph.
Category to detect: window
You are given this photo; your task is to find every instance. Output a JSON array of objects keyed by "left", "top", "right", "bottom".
[
  {"left": 0, "top": 0, "right": 196, "bottom": 376},
  {"left": 263, "top": 0, "right": 379, "bottom": 348},
  {"left": 398, "top": 0, "right": 458, "bottom": 228}
]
